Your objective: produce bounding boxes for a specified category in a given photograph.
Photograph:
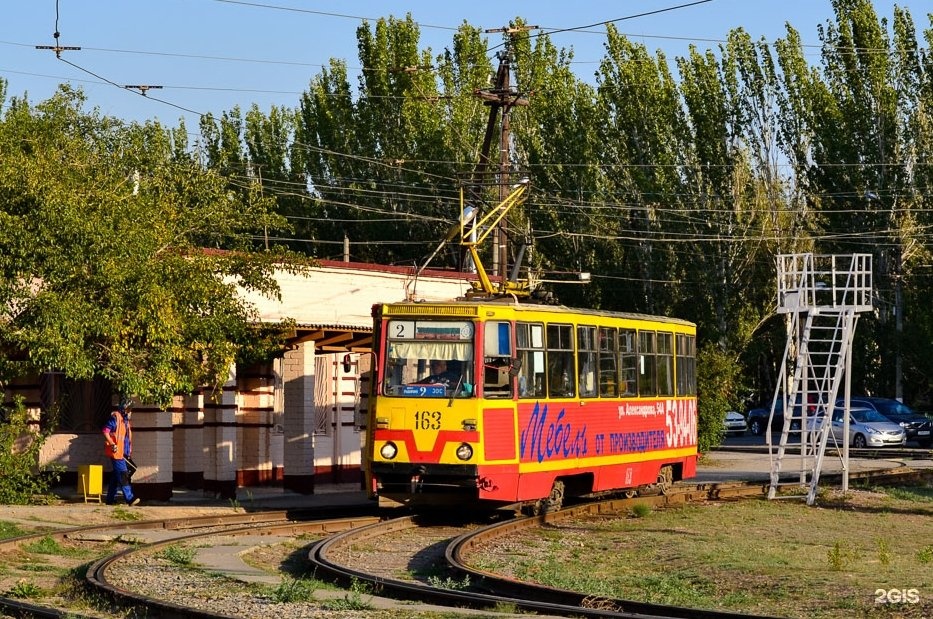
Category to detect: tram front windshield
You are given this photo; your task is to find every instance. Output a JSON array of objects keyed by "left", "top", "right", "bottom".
[{"left": 383, "top": 319, "right": 474, "bottom": 397}]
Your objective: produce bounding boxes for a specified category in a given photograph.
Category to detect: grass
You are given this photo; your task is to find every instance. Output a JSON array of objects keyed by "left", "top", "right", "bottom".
[
  {"left": 0, "top": 520, "right": 27, "bottom": 539},
  {"left": 110, "top": 505, "right": 141, "bottom": 521},
  {"left": 22, "top": 535, "right": 91, "bottom": 558},
  {"left": 472, "top": 484, "right": 933, "bottom": 618}
]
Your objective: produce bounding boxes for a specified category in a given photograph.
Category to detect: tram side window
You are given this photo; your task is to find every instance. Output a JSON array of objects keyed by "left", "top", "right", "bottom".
[
  {"left": 657, "top": 332, "right": 674, "bottom": 396},
  {"left": 577, "top": 325, "right": 598, "bottom": 398},
  {"left": 516, "top": 322, "right": 546, "bottom": 398},
  {"left": 598, "top": 328, "right": 618, "bottom": 397},
  {"left": 483, "top": 321, "right": 513, "bottom": 399},
  {"left": 619, "top": 329, "right": 637, "bottom": 397},
  {"left": 676, "top": 333, "right": 697, "bottom": 395},
  {"left": 546, "top": 323, "right": 575, "bottom": 398},
  {"left": 638, "top": 330, "right": 657, "bottom": 396}
]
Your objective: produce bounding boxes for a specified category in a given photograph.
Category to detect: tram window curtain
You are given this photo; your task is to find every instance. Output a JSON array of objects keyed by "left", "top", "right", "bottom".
[
  {"left": 577, "top": 325, "right": 598, "bottom": 398},
  {"left": 517, "top": 322, "right": 545, "bottom": 398},
  {"left": 389, "top": 342, "right": 472, "bottom": 362}
]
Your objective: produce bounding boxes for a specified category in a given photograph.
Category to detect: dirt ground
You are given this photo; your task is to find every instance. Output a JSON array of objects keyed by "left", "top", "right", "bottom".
[{"left": 0, "top": 499, "right": 241, "bottom": 532}]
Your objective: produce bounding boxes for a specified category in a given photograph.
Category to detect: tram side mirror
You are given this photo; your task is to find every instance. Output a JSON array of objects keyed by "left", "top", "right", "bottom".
[
  {"left": 342, "top": 354, "right": 352, "bottom": 373},
  {"left": 508, "top": 357, "right": 522, "bottom": 377}
]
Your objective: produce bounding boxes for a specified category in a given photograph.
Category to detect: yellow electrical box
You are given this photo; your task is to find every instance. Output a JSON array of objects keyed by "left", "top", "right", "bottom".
[{"left": 78, "top": 464, "right": 103, "bottom": 503}]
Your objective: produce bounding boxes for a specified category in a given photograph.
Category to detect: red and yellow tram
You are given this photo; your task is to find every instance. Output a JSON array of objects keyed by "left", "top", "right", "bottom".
[{"left": 365, "top": 299, "right": 697, "bottom": 512}]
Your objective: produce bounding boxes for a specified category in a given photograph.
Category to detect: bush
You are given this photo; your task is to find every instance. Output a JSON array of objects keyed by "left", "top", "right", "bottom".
[
  {"left": 696, "top": 344, "right": 741, "bottom": 453},
  {"left": 0, "top": 397, "right": 61, "bottom": 504}
]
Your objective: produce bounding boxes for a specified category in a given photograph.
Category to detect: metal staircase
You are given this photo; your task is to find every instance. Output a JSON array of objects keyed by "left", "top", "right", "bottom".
[{"left": 767, "top": 253, "right": 872, "bottom": 505}]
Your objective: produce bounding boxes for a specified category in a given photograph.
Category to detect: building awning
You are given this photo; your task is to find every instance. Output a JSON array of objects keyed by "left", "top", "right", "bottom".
[{"left": 289, "top": 324, "right": 372, "bottom": 353}]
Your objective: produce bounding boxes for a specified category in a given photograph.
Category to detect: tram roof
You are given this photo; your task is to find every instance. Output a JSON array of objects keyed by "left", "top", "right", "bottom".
[{"left": 380, "top": 299, "right": 695, "bottom": 328}]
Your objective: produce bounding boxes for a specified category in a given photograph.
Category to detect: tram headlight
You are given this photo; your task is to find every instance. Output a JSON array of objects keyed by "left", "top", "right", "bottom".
[
  {"left": 380, "top": 442, "right": 398, "bottom": 460},
  {"left": 455, "top": 443, "right": 473, "bottom": 461}
]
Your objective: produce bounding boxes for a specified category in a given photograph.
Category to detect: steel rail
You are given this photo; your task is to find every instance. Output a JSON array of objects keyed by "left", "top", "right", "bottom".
[
  {"left": 0, "top": 506, "right": 374, "bottom": 619},
  {"left": 85, "top": 515, "right": 380, "bottom": 619},
  {"left": 310, "top": 484, "right": 781, "bottom": 619}
]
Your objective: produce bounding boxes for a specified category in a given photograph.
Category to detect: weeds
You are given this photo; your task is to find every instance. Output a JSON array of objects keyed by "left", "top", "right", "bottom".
[
  {"left": 827, "top": 540, "right": 859, "bottom": 571},
  {"left": 426, "top": 573, "right": 471, "bottom": 590},
  {"left": 493, "top": 601, "right": 519, "bottom": 614},
  {"left": 5, "top": 579, "right": 42, "bottom": 599},
  {"left": 876, "top": 538, "right": 891, "bottom": 566},
  {"left": 631, "top": 503, "right": 651, "bottom": 518},
  {"left": 158, "top": 544, "right": 196, "bottom": 566},
  {"left": 320, "top": 579, "right": 372, "bottom": 611},
  {"left": 917, "top": 545, "right": 933, "bottom": 564},
  {"left": 110, "top": 505, "right": 141, "bottom": 521},
  {"left": 268, "top": 577, "right": 317, "bottom": 603},
  {"left": 24, "top": 535, "right": 63, "bottom": 555}
]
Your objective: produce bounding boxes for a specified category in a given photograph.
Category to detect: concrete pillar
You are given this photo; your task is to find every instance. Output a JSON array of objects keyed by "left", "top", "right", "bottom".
[
  {"left": 236, "top": 362, "right": 275, "bottom": 486},
  {"left": 271, "top": 357, "right": 285, "bottom": 483},
  {"left": 283, "top": 342, "right": 315, "bottom": 493},
  {"left": 203, "top": 366, "right": 238, "bottom": 500},
  {"left": 130, "top": 399, "right": 173, "bottom": 501},
  {"left": 172, "top": 392, "right": 204, "bottom": 489}
]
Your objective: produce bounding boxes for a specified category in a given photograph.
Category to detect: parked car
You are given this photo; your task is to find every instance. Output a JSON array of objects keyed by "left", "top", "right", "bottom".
[
  {"left": 840, "top": 397, "right": 932, "bottom": 448},
  {"left": 813, "top": 406, "right": 906, "bottom": 448},
  {"left": 746, "top": 401, "right": 808, "bottom": 436},
  {"left": 723, "top": 411, "right": 747, "bottom": 436}
]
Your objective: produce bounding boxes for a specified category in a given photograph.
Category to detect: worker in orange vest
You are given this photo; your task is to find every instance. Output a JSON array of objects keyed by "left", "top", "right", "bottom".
[{"left": 102, "top": 397, "right": 140, "bottom": 506}]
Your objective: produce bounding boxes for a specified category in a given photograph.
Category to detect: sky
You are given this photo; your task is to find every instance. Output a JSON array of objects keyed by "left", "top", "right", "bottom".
[{"left": 0, "top": 0, "right": 919, "bottom": 131}]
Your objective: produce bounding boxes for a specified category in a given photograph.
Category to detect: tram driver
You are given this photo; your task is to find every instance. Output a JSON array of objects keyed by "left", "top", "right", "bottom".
[{"left": 416, "top": 359, "right": 461, "bottom": 386}]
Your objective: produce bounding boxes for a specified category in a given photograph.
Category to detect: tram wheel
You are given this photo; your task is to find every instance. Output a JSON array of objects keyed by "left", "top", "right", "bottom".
[
  {"left": 623, "top": 489, "right": 638, "bottom": 499},
  {"left": 525, "top": 480, "right": 566, "bottom": 516},
  {"left": 545, "top": 480, "right": 565, "bottom": 512},
  {"left": 656, "top": 465, "right": 674, "bottom": 495}
]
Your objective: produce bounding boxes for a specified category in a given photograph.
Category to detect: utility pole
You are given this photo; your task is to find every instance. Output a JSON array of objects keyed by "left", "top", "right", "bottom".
[{"left": 473, "top": 26, "right": 535, "bottom": 281}]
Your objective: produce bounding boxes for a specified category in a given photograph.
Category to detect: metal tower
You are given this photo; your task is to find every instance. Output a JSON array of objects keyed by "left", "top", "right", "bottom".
[{"left": 767, "top": 253, "right": 872, "bottom": 505}]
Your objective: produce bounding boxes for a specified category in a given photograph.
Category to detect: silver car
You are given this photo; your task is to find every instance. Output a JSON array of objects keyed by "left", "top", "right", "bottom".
[
  {"left": 811, "top": 406, "right": 906, "bottom": 448},
  {"left": 724, "top": 410, "right": 748, "bottom": 436}
]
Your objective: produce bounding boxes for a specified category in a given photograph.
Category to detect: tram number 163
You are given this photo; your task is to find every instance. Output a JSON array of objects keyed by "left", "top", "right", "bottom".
[{"left": 415, "top": 410, "right": 442, "bottom": 430}]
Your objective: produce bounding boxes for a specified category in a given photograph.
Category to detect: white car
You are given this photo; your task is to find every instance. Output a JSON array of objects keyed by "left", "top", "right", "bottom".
[
  {"left": 809, "top": 406, "right": 906, "bottom": 448},
  {"left": 724, "top": 410, "right": 747, "bottom": 437}
]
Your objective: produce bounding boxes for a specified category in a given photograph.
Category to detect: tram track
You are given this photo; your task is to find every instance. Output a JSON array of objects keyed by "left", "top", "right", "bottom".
[
  {"left": 0, "top": 506, "right": 377, "bottom": 619},
  {"left": 309, "top": 481, "right": 779, "bottom": 619},
  {"left": 0, "top": 465, "right": 929, "bottom": 619}
]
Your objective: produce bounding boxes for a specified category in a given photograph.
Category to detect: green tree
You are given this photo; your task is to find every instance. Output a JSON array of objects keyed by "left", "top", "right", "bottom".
[
  {"left": 594, "top": 26, "right": 692, "bottom": 316},
  {"left": 0, "top": 87, "right": 304, "bottom": 406},
  {"left": 296, "top": 16, "right": 492, "bottom": 266}
]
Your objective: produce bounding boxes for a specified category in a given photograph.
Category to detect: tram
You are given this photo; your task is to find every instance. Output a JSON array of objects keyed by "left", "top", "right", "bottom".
[
  {"left": 363, "top": 84, "right": 696, "bottom": 510},
  {"left": 365, "top": 296, "right": 697, "bottom": 512}
]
